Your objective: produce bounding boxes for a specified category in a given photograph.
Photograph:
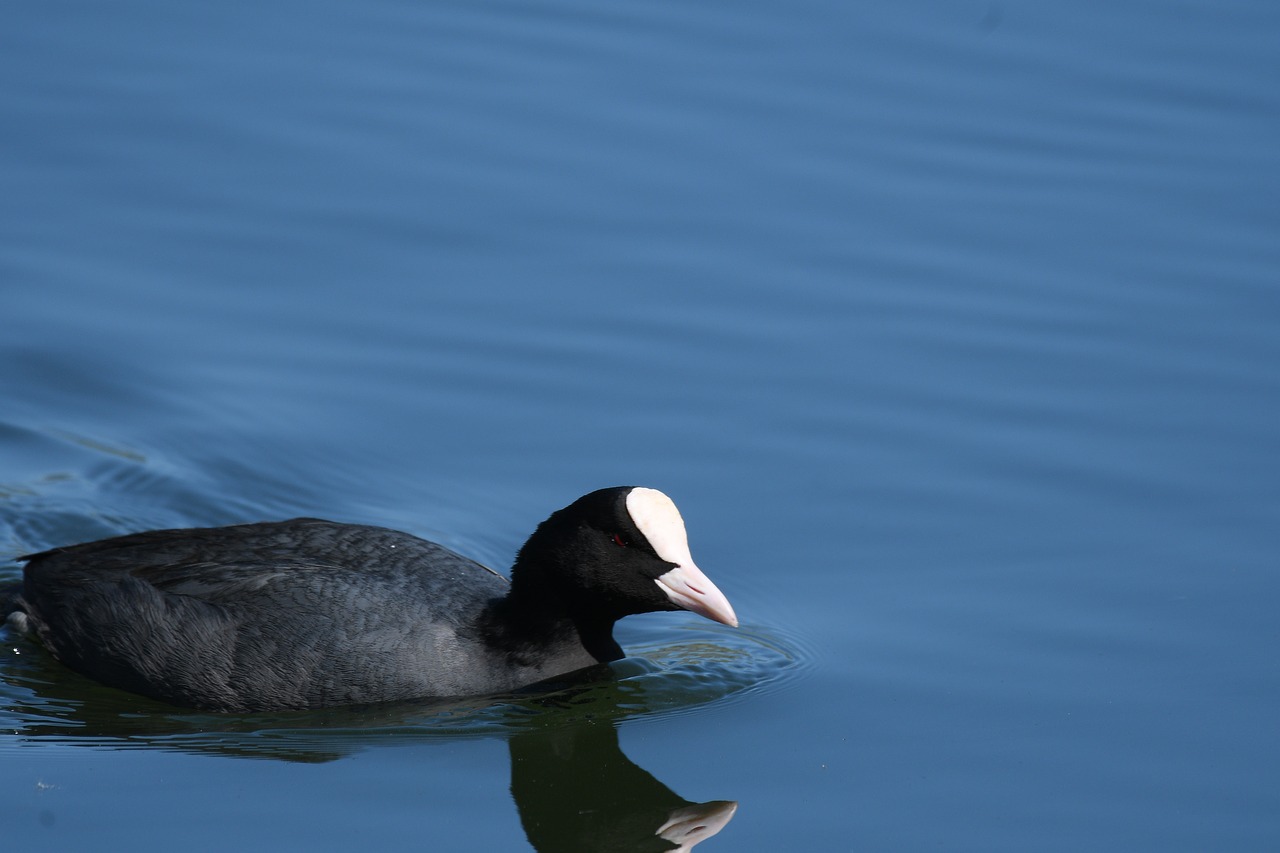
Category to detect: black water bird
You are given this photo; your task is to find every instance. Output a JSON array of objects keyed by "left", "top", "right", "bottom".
[{"left": 5, "top": 487, "right": 737, "bottom": 712}]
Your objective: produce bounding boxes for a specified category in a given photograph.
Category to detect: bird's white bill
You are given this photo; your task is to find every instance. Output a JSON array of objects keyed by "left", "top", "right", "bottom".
[{"left": 655, "top": 562, "right": 738, "bottom": 627}]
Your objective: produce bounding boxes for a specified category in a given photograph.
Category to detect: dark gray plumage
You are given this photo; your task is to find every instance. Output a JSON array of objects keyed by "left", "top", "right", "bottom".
[{"left": 6, "top": 487, "right": 737, "bottom": 712}]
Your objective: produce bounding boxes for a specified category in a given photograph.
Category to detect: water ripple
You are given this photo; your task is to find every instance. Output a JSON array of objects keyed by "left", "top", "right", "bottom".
[{"left": 0, "top": 615, "right": 804, "bottom": 761}]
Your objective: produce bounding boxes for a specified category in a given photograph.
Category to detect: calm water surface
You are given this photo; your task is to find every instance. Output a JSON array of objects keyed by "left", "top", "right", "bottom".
[{"left": 3, "top": 1, "right": 1278, "bottom": 850}]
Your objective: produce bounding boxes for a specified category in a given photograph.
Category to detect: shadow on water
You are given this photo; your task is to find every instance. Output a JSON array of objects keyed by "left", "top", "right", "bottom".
[{"left": 1, "top": 614, "right": 794, "bottom": 851}]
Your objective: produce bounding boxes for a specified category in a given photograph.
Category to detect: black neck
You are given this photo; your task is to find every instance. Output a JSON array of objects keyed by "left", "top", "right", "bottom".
[{"left": 489, "top": 570, "right": 624, "bottom": 664}]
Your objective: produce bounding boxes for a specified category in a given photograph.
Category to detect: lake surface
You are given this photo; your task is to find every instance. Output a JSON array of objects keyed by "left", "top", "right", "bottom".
[{"left": 3, "top": 1, "right": 1278, "bottom": 849}]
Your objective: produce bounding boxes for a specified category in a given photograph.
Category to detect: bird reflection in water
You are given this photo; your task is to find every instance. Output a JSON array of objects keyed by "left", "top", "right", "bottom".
[
  {"left": 510, "top": 720, "right": 736, "bottom": 852},
  {"left": 1, "top": 647, "right": 737, "bottom": 851}
]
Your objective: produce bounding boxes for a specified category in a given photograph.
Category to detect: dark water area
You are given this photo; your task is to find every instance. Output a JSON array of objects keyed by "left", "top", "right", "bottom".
[{"left": 3, "top": 1, "right": 1278, "bottom": 850}]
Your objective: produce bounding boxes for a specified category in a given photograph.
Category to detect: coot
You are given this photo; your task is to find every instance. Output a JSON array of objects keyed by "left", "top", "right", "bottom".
[{"left": 5, "top": 486, "right": 737, "bottom": 712}]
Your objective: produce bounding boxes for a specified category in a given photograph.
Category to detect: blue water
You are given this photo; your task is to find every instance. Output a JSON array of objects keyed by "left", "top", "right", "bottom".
[{"left": 3, "top": 0, "right": 1278, "bottom": 849}]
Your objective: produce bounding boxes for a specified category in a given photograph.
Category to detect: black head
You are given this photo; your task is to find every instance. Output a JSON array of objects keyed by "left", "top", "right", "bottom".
[{"left": 510, "top": 486, "right": 737, "bottom": 630}]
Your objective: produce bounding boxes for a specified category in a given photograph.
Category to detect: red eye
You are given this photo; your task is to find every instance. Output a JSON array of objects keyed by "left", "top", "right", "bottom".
[{"left": 611, "top": 533, "right": 627, "bottom": 547}]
